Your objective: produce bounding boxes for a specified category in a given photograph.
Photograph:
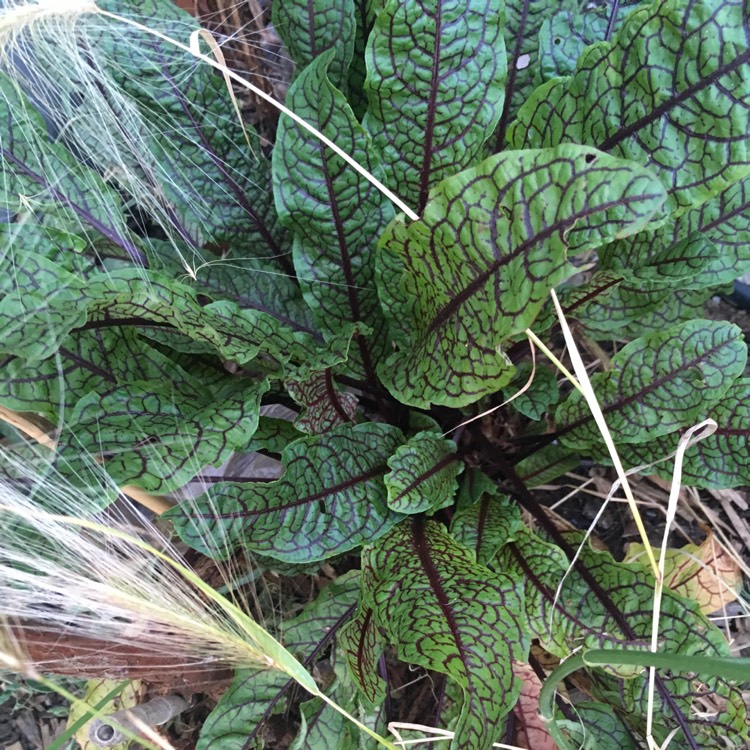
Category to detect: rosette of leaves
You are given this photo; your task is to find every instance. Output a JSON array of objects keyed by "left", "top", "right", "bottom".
[{"left": 1, "top": 0, "right": 749, "bottom": 748}]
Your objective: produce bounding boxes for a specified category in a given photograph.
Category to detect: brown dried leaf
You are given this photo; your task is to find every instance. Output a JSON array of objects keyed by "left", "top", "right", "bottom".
[{"left": 625, "top": 533, "right": 742, "bottom": 614}]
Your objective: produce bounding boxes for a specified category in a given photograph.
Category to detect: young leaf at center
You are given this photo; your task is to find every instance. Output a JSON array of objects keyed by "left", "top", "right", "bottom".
[{"left": 383, "top": 431, "right": 461, "bottom": 514}]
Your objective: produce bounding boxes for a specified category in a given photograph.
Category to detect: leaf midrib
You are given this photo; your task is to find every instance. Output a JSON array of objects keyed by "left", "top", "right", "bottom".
[
  {"left": 161, "top": 67, "right": 284, "bottom": 259},
  {"left": 495, "top": 0, "right": 531, "bottom": 148},
  {"left": 700, "top": 194, "right": 750, "bottom": 235},
  {"left": 556, "top": 332, "right": 737, "bottom": 438},
  {"left": 0, "top": 146, "right": 144, "bottom": 264},
  {"left": 426, "top": 194, "right": 660, "bottom": 335},
  {"left": 412, "top": 517, "right": 469, "bottom": 667},
  {"left": 313, "top": 105, "right": 377, "bottom": 378},
  {"left": 416, "top": 2, "right": 443, "bottom": 213},
  {"left": 197, "top": 465, "right": 389, "bottom": 519},
  {"left": 597, "top": 50, "right": 750, "bottom": 152}
]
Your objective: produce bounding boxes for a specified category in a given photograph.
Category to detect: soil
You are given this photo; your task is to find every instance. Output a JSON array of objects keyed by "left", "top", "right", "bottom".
[{"left": 0, "top": 690, "right": 67, "bottom": 750}]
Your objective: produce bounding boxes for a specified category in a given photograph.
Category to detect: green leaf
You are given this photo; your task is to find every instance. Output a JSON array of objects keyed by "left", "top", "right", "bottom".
[
  {"left": 293, "top": 693, "right": 357, "bottom": 750},
  {"left": 0, "top": 74, "right": 141, "bottom": 263},
  {"left": 496, "top": 0, "right": 578, "bottom": 141},
  {"left": 58, "top": 267, "right": 345, "bottom": 373},
  {"left": 538, "top": 3, "right": 645, "bottom": 82},
  {"left": 347, "top": 0, "right": 385, "bottom": 119},
  {"left": 273, "top": 52, "right": 393, "bottom": 378},
  {"left": 0, "top": 245, "right": 334, "bottom": 376},
  {"left": 243, "top": 416, "right": 304, "bottom": 454},
  {"left": 56, "top": 379, "right": 267, "bottom": 493},
  {"left": 555, "top": 320, "right": 747, "bottom": 449},
  {"left": 598, "top": 232, "right": 722, "bottom": 288},
  {"left": 0, "top": 327, "right": 196, "bottom": 420},
  {"left": 508, "top": 0, "right": 750, "bottom": 214},
  {"left": 600, "top": 176, "right": 750, "bottom": 287},
  {"left": 273, "top": 0, "right": 356, "bottom": 89},
  {"left": 0, "top": 225, "right": 95, "bottom": 278},
  {"left": 166, "top": 422, "right": 405, "bottom": 563},
  {"left": 378, "top": 145, "right": 666, "bottom": 408},
  {"left": 546, "top": 270, "right": 715, "bottom": 338},
  {"left": 149, "top": 240, "right": 318, "bottom": 336},
  {"left": 589, "top": 286, "right": 716, "bottom": 339},
  {"left": 503, "top": 364, "right": 559, "bottom": 421},
  {"left": 384, "top": 431, "right": 461, "bottom": 514},
  {"left": 614, "top": 378, "right": 750, "bottom": 488},
  {"left": 455, "top": 468, "right": 500, "bottom": 509},
  {"left": 0, "top": 251, "right": 87, "bottom": 360},
  {"left": 529, "top": 269, "right": 624, "bottom": 335},
  {"left": 450, "top": 490, "right": 521, "bottom": 567},
  {"left": 291, "top": 658, "right": 384, "bottom": 750},
  {"left": 501, "top": 528, "right": 735, "bottom": 660},
  {"left": 338, "top": 606, "right": 386, "bottom": 706},
  {"left": 515, "top": 444, "right": 580, "bottom": 488},
  {"left": 199, "top": 572, "right": 361, "bottom": 749},
  {"left": 349, "top": 518, "right": 529, "bottom": 750},
  {"left": 286, "top": 370, "right": 359, "bottom": 434},
  {"left": 364, "top": 0, "right": 507, "bottom": 211}
]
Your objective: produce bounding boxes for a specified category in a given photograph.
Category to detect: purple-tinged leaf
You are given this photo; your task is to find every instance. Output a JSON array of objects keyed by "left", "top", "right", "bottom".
[
  {"left": 286, "top": 370, "right": 358, "bottom": 434},
  {"left": 450, "top": 490, "right": 521, "bottom": 567},
  {"left": 338, "top": 607, "right": 386, "bottom": 705}
]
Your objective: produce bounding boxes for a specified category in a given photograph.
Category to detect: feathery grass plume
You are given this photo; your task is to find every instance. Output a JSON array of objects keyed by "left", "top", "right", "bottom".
[
  {"left": 0, "top": 0, "right": 151, "bottom": 266},
  {"left": 0, "top": 0, "right": 417, "bottom": 277},
  {"left": 0, "top": 442, "right": 399, "bottom": 748},
  {"left": 0, "top": 0, "right": 278, "bottom": 275},
  {"left": 0, "top": 443, "right": 286, "bottom": 677}
]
